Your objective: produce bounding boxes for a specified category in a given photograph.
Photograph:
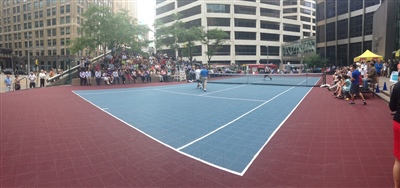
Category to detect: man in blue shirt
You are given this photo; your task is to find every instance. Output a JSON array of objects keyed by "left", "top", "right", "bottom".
[
  {"left": 4, "top": 74, "right": 12, "bottom": 92},
  {"left": 200, "top": 66, "right": 209, "bottom": 92},
  {"left": 349, "top": 64, "right": 366, "bottom": 105}
]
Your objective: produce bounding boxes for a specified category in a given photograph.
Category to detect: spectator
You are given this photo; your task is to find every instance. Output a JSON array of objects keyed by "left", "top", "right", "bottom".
[
  {"left": 14, "top": 75, "right": 21, "bottom": 91},
  {"left": 86, "top": 68, "right": 92, "bottom": 86},
  {"left": 39, "top": 69, "right": 46, "bottom": 87},
  {"left": 95, "top": 69, "right": 102, "bottom": 85},
  {"left": 4, "top": 74, "right": 12, "bottom": 92},
  {"left": 28, "top": 72, "right": 36, "bottom": 88},
  {"left": 79, "top": 69, "right": 86, "bottom": 86},
  {"left": 362, "top": 62, "right": 378, "bottom": 91},
  {"left": 112, "top": 69, "right": 120, "bottom": 84}
]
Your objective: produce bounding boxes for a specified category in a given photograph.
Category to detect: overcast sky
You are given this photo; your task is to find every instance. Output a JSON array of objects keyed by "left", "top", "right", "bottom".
[{"left": 137, "top": 0, "right": 155, "bottom": 27}]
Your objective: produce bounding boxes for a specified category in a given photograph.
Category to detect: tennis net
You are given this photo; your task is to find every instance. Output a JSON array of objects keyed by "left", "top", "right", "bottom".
[{"left": 207, "top": 73, "right": 325, "bottom": 87}]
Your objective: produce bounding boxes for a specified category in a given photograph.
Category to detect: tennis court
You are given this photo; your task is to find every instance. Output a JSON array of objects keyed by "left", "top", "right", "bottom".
[{"left": 73, "top": 73, "right": 322, "bottom": 175}]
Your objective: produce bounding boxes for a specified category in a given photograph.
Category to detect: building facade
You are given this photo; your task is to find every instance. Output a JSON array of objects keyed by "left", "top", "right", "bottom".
[
  {"left": 155, "top": 0, "right": 316, "bottom": 66},
  {"left": 372, "top": 0, "right": 400, "bottom": 60},
  {"left": 316, "top": 0, "right": 382, "bottom": 67},
  {"left": 0, "top": 0, "right": 137, "bottom": 72}
]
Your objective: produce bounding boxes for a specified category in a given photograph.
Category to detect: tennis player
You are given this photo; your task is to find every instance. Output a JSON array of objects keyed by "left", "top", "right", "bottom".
[
  {"left": 200, "top": 66, "right": 209, "bottom": 92},
  {"left": 263, "top": 66, "right": 272, "bottom": 80},
  {"left": 195, "top": 66, "right": 202, "bottom": 89}
]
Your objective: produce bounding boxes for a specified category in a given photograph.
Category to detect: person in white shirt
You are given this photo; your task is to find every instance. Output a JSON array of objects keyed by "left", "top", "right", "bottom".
[
  {"left": 112, "top": 69, "right": 120, "bottom": 84},
  {"left": 195, "top": 66, "right": 202, "bottom": 89},
  {"left": 102, "top": 72, "right": 110, "bottom": 85},
  {"left": 95, "top": 69, "right": 102, "bottom": 85},
  {"left": 79, "top": 70, "right": 86, "bottom": 86},
  {"left": 85, "top": 69, "right": 92, "bottom": 86},
  {"left": 28, "top": 72, "right": 37, "bottom": 88},
  {"left": 38, "top": 69, "right": 46, "bottom": 87}
]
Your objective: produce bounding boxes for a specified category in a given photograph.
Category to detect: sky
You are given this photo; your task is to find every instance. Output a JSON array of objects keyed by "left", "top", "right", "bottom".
[{"left": 137, "top": 0, "right": 156, "bottom": 27}]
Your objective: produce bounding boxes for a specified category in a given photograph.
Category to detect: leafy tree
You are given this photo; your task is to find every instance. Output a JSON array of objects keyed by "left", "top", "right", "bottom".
[
  {"left": 202, "top": 29, "right": 229, "bottom": 66},
  {"left": 155, "top": 14, "right": 204, "bottom": 63},
  {"left": 154, "top": 14, "right": 185, "bottom": 57},
  {"left": 70, "top": 5, "right": 149, "bottom": 58},
  {"left": 179, "top": 26, "right": 203, "bottom": 63},
  {"left": 303, "top": 54, "right": 328, "bottom": 69}
]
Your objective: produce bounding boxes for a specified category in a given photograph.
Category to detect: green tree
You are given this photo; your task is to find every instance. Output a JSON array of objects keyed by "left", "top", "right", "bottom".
[
  {"left": 179, "top": 26, "right": 203, "bottom": 63},
  {"left": 202, "top": 29, "right": 229, "bottom": 66},
  {"left": 303, "top": 54, "right": 328, "bottom": 69},
  {"left": 70, "top": 5, "right": 149, "bottom": 57},
  {"left": 154, "top": 14, "right": 185, "bottom": 57},
  {"left": 154, "top": 14, "right": 204, "bottom": 63}
]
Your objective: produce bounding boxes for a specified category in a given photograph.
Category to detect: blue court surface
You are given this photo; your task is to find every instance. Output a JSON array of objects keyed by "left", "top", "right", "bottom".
[{"left": 73, "top": 80, "right": 317, "bottom": 176}]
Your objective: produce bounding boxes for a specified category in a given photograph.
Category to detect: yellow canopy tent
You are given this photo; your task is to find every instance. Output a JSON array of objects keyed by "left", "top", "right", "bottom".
[
  {"left": 395, "top": 49, "right": 400, "bottom": 58},
  {"left": 353, "top": 49, "right": 383, "bottom": 62}
]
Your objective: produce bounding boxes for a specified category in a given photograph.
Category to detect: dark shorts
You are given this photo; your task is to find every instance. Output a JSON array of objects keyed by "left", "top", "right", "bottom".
[
  {"left": 394, "top": 121, "right": 400, "bottom": 160},
  {"left": 350, "top": 84, "right": 360, "bottom": 94}
]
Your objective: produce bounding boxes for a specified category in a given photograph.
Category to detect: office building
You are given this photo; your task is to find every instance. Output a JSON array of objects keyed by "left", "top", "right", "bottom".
[
  {"left": 155, "top": 0, "right": 316, "bottom": 66},
  {"left": 316, "top": 0, "right": 382, "bottom": 66},
  {"left": 0, "top": 0, "right": 137, "bottom": 72}
]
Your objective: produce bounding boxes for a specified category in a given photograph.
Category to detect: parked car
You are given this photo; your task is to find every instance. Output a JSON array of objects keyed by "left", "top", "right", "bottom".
[{"left": 2, "top": 68, "right": 13, "bottom": 75}]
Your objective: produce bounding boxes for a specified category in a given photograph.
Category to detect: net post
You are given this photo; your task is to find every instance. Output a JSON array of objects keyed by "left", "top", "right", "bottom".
[{"left": 323, "top": 72, "right": 326, "bottom": 85}]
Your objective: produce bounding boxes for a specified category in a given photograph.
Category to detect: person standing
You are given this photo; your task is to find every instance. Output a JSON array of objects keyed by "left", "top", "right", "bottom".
[
  {"left": 85, "top": 68, "right": 92, "bottom": 86},
  {"left": 39, "top": 69, "right": 46, "bottom": 87},
  {"left": 79, "top": 69, "right": 86, "bottom": 86},
  {"left": 4, "top": 74, "right": 12, "bottom": 92},
  {"left": 389, "top": 81, "right": 400, "bottom": 188},
  {"left": 14, "top": 75, "right": 21, "bottom": 90},
  {"left": 28, "top": 72, "right": 36, "bottom": 88},
  {"left": 200, "top": 66, "right": 209, "bottom": 92},
  {"left": 95, "top": 69, "right": 102, "bottom": 85},
  {"left": 349, "top": 64, "right": 366, "bottom": 105},
  {"left": 195, "top": 66, "right": 202, "bottom": 89}
]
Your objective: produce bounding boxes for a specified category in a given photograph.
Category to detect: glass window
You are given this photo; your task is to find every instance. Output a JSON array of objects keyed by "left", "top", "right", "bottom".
[
  {"left": 156, "top": 2, "right": 174, "bottom": 15},
  {"left": 326, "top": 22, "right": 336, "bottom": 42},
  {"left": 260, "top": 21, "right": 280, "bottom": 30},
  {"left": 326, "top": 0, "right": 335, "bottom": 18},
  {"left": 364, "top": 12, "right": 373, "bottom": 36},
  {"left": 316, "top": 25, "right": 326, "bottom": 43},
  {"left": 234, "top": 5, "right": 256, "bottom": 15},
  {"left": 235, "top": 32, "right": 256, "bottom": 40},
  {"left": 66, "top": 16, "right": 70, "bottom": 23},
  {"left": 235, "top": 45, "right": 256, "bottom": 55},
  {"left": 234, "top": 18, "right": 256, "bottom": 28},
  {"left": 337, "top": 0, "right": 348, "bottom": 15},
  {"left": 260, "top": 8, "right": 280, "bottom": 18},
  {"left": 66, "top": 4, "right": 70, "bottom": 13},
  {"left": 207, "top": 18, "right": 230, "bottom": 26},
  {"left": 350, "top": 0, "right": 363, "bottom": 11},
  {"left": 260, "top": 0, "right": 280, "bottom": 6},
  {"left": 350, "top": 15, "right": 362, "bottom": 38},
  {"left": 283, "top": 35, "right": 300, "bottom": 42},
  {"left": 365, "top": 0, "right": 380, "bottom": 7},
  {"left": 178, "top": 5, "right": 201, "bottom": 19},
  {"left": 316, "top": 2, "right": 325, "bottom": 21},
  {"left": 283, "top": 24, "right": 300, "bottom": 32},
  {"left": 60, "top": 6, "right": 64, "bottom": 14},
  {"left": 177, "top": 0, "right": 197, "bottom": 8},
  {"left": 60, "top": 17, "right": 64, "bottom": 24},
  {"left": 260, "top": 33, "right": 279, "bottom": 41},
  {"left": 283, "top": 8, "right": 297, "bottom": 14},
  {"left": 52, "top": 7, "right": 56, "bottom": 15},
  {"left": 206, "top": 4, "right": 230, "bottom": 13},
  {"left": 261, "top": 46, "right": 279, "bottom": 56}
]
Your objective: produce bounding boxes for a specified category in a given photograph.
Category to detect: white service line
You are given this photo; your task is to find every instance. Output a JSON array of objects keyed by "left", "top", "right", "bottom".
[
  {"left": 155, "top": 89, "right": 266, "bottom": 102},
  {"left": 199, "top": 85, "right": 246, "bottom": 96},
  {"left": 177, "top": 86, "right": 295, "bottom": 151},
  {"left": 76, "top": 84, "right": 192, "bottom": 95}
]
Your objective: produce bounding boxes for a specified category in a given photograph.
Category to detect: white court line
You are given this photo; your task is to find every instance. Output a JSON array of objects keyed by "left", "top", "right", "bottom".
[
  {"left": 239, "top": 77, "right": 319, "bottom": 176},
  {"left": 176, "top": 86, "right": 295, "bottom": 151},
  {"left": 155, "top": 89, "right": 266, "bottom": 102},
  {"left": 199, "top": 85, "right": 246, "bottom": 96},
  {"left": 75, "top": 84, "right": 192, "bottom": 95},
  {"left": 71, "top": 90, "right": 243, "bottom": 176}
]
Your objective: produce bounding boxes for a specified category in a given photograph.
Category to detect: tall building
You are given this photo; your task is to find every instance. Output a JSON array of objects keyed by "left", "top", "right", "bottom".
[
  {"left": 316, "top": 0, "right": 382, "bottom": 66},
  {"left": 113, "top": 0, "right": 138, "bottom": 23},
  {"left": 155, "top": 0, "right": 316, "bottom": 66},
  {"left": 372, "top": 0, "right": 400, "bottom": 60},
  {"left": 0, "top": 0, "right": 137, "bottom": 72}
]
